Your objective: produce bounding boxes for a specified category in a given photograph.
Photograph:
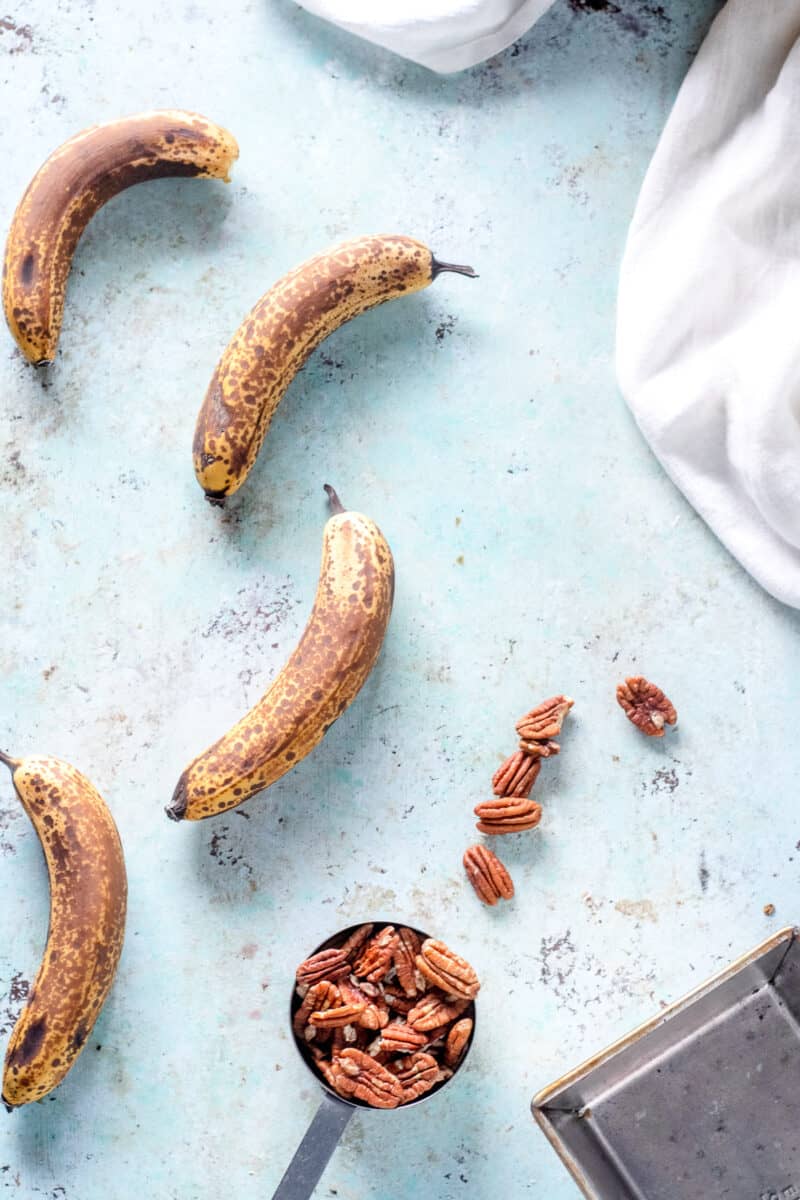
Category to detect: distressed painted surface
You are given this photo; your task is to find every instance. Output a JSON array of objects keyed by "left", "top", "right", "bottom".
[{"left": 2, "top": 0, "right": 795, "bottom": 1197}]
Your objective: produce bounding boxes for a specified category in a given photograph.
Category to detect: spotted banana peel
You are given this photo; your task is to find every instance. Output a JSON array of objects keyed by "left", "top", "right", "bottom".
[
  {"left": 193, "top": 234, "right": 477, "bottom": 503},
  {"left": 3, "top": 109, "right": 238, "bottom": 365},
  {"left": 167, "top": 486, "right": 394, "bottom": 821},
  {"left": 0, "top": 751, "right": 127, "bottom": 1109}
]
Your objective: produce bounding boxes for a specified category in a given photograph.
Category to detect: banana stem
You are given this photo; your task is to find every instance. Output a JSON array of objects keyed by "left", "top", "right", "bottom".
[
  {"left": 324, "top": 484, "right": 346, "bottom": 515},
  {"left": 0, "top": 750, "right": 19, "bottom": 772},
  {"left": 431, "top": 257, "right": 478, "bottom": 280}
]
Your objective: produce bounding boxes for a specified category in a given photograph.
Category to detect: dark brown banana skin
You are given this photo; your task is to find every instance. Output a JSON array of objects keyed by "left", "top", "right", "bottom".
[
  {"left": 168, "top": 490, "right": 394, "bottom": 820},
  {"left": 1, "top": 753, "right": 127, "bottom": 1108},
  {"left": 193, "top": 235, "right": 477, "bottom": 501},
  {"left": 3, "top": 109, "right": 238, "bottom": 364}
]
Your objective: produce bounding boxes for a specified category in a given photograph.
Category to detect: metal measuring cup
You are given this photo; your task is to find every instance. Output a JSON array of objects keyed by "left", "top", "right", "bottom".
[{"left": 271, "top": 919, "right": 477, "bottom": 1200}]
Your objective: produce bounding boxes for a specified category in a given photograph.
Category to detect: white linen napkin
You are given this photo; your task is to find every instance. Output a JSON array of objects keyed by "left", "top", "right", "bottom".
[
  {"left": 293, "top": 0, "right": 555, "bottom": 72},
  {"left": 617, "top": 0, "right": 800, "bottom": 609}
]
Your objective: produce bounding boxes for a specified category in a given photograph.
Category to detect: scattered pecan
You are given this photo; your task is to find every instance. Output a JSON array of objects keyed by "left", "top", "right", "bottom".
[
  {"left": 444, "top": 1018, "right": 473, "bottom": 1068},
  {"left": 616, "top": 676, "right": 676, "bottom": 737},
  {"left": 292, "top": 980, "right": 340, "bottom": 1038},
  {"left": 474, "top": 795, "right": 542, "bottom": 835},
  {"left": 353, "top": 925, "right": 398, "bottom": 982},
  {"left": 310, "top": 1003, "right": 366, "bottom": 1029},
  {"left": 515, "top": 695, "right": 573, "bottom": 741},
  {"left": 379, "top": 1021, "right": 429, "bottom": 1054},
  {"left": 338, "top": 923, "right": 374, "bottom": 962},
  {"left": 407, "top": 991, "right": 469, "bottom": 1032},
  {"left": 417, "top": 939, "right": 480, "bottom": 1000},
  {"left": 392, "top": 927, "right": 422, "bottom": 997},
  {"left": 491, "top": 751, "right": 542, "bottom": 798},
  {"left": 332, "top": 1048, "right": 405, "bottom": 1109},
  {"left": 518, "top": 739, "right": 560, "bottom": 757},
  {"left": 392, "top": 1052, "right": 439, "bottom": 1101},
  {"left": 296, "top": 947, "right": 349, "bottom": 987},
  {"left": 463, "top": 845, "right": 514, "bottom": 906}
]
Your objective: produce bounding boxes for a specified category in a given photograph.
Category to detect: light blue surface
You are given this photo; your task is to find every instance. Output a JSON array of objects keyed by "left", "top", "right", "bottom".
[{"left": 2, "top": 1, "right": 796, "bottom": 1197}]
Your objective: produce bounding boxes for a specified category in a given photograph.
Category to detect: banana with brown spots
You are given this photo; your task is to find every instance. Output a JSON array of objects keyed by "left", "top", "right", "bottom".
[
  {"left": 166, "top": 484, "right": 394, "bottom": 821},
  {"left": 193, "top": 234, "right": 476, "bottom": 503},
  {"left": 0, "top": 751, "right": 127, "bottom": 1109},
  {"left": 3, "top": 109, "right": 238, "bottom": 365}
]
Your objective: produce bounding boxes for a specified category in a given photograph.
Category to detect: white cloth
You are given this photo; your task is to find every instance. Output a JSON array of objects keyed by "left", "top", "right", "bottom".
[
  {"left": 294, "top": 0, "right": 554, "bottom": 72},
  {"left": 617, "top": 0, "right": 800, "bottom": 609}
]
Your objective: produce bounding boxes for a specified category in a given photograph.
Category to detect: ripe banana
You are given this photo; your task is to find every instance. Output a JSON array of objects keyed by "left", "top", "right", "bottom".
[
  {"left": 192, "top": 234, "right": 476, "bottom": 503},
  {"left": 167, "top": 485, "right": 394, "bottom": 821},
  {"left": 0, "top": 751, "right": 127, "bottom": 1109},
  {"left": 3, "top": 109, "right": 238, "bottom": 365}
]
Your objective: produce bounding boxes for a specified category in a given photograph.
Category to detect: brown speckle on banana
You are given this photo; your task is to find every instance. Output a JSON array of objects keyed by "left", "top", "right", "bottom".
[
  {"left": 166, "top": 485, "right": 394, "bottom": 821},
  {"left": 3, "top": 109, "right": 239, "bottom": 365},
  {"left": 193, "top": 235, "right": 476, "bottom": 502},
  {"left": 0, "top": 751, "right": 127, "bottom": 1109}
]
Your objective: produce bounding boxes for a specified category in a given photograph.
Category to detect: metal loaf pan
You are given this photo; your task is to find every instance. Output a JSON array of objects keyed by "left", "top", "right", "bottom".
[{"left": 532, "top": 927, "right": 800, "bottom": 1200}]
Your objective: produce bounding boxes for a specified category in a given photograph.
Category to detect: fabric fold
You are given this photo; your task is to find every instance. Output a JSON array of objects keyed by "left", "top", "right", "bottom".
[
  {"left": 617, "top": 0, "right": 800, "bottom": 608},
  {"left": 294, "top": 0, "right": 555, "bottom": 72}
]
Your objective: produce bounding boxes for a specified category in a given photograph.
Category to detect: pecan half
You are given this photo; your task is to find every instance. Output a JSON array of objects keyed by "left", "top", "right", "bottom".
[
  {"left": 339, "top": 978, "right": 389, "bottom": 1030},
  {"left": 338, "top": 923, "right": 374, "bottom": 962},
  {"left": 392, "top": 1052, "right": 439, "bottom": 1101},
  {"left": 317, "top": 1057, "right": 341, "bottom": 1092},
  {"left": 310, "top": 1003, "right": 366, "bottom": 1029},
  {"left": 330, "top": 1024, "right": 361, "bottom": 1055},
  {"left": 296, "top": 947, "right": 349, "bottom": 987},
  {"left": 518, "top": 739, "right": 560, "bottom": 758},
  {"left": 515, "top": 695, "right": 573, "bottom": 741},
  {"left": 616, "top": 676, "right": 677, "bottom": 737},
  {"left": 420, "top": 1023, "right": 451, "bottom": 1047},
  {"left": 407, "top": 992, "right": 469, "bottom": 1032},
  {"left": 444, "top": 1018, "right": 473, "bottom": 1068},
  {"left": 332, "top": 1048, "right": 405, "bottom": 1108},
  {"left": 353, "top": 925, "right": 398, "bottom": 982},
  {"left": 417, "top": 940, "right": 480, "bottom": 1000},
  {"left": 379, "top": 1021, "right": 429, "bottom": 1054},
  {"left": 474, "top": 795, "right": 542, "bottom": 835},
  {"left": 383, "top": 985, "right": 414, "bottom": 1015},
  {"left": 463, "top": 845, "right": 514, "bottom": 906},
  {"left": 491, "top": 751, "right": 541, "bottom": 798},
  {"left": 392, "top": 927, "right": 422, "bottom": 997},
  {"left": 293, "top": 979, "right": 340, "bottom": 1038}
]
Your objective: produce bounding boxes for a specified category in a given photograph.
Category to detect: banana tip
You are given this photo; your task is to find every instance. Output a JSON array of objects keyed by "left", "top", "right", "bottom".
[
  {"left": 2, "top": 1097, "right": 15, "bottom": 1114},
  {"left": 166, "top": 779, "right": 188, "bottom": 822},
  {"left": 0, "top": 750, "right": 19, "bottom": 772},
  {"left": 431, "top": 258, "right": 478, "bottom": 280},
  {"left": 204, "top": 491, "right": 227, "bottom": 509},
  {"left": 324, "top": 484, "right": 346, "bottom": 515}
]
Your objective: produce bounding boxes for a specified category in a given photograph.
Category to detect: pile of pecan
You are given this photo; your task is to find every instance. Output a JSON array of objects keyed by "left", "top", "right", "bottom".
[
  {"left": 464, "top": 695, "right": 573, "bottom": 906},
  {"left": 293, "top": 923, "right": 478, "bottom": 1108}
]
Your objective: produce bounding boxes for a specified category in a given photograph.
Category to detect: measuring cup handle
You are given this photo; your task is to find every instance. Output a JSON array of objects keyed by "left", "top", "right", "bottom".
[{"left": 271, "top": 1090, "right": 354, "bottom": 1200}]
